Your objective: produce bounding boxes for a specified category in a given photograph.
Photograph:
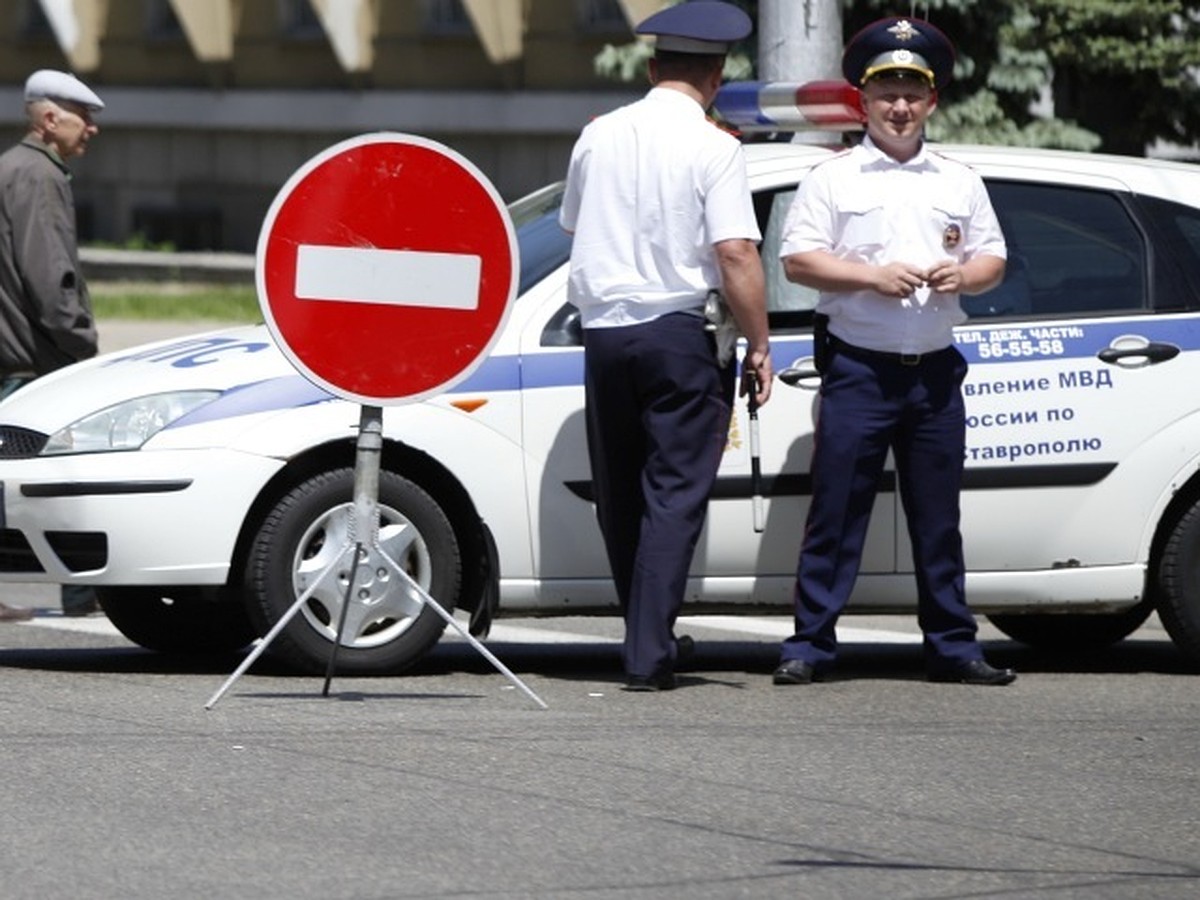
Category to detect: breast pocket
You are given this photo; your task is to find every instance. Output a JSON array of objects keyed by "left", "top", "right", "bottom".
[{"left": 836, "top": 197, "right": 887, "bottom": 258}]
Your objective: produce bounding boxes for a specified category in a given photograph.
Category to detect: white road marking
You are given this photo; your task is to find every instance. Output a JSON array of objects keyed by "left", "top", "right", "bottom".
[
  {"left": 19, "top": 615, "right": 121, "bottom": 636},
  {"left": 678, "top": 614, "right": 922, "bottom": 644},
  {"left": 19, "top": 613, "right": 920, "bottom": 646},
  {"left": 295, "top": 245, "right": 481, "bottom": 309},
  {"left": 476, "top": 624, "right": 619, "bottom": 644}
]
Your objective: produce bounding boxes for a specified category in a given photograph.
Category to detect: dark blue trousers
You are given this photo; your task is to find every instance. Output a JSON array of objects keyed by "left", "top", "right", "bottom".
[
  {"left": 780, "top": 342, "right": 983, "bottom": 671},
  {"left": 584, "top": 313, "right": 734, "bottom": 679}
]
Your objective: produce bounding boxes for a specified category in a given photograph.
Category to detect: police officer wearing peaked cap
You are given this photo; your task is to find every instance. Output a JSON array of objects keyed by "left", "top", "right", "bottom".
[
  {"left": 772, "top": 17, "right": 1016, "bottom": 687},
  {"left": 634, "top": 0, "right": 753, "bottom": 52},
  {"left": 841, "top": 15, "right": 956, "bottom": 90},
  {"left": 560, "top": 0, "right": 772, "bottom": 691}
]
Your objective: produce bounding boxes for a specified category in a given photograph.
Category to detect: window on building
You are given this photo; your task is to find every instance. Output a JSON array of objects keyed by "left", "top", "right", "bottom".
[
  {"left": 144, "top": 0, "right": 186, "bottom": 41},
  {"left": 278, "top": 0, "right": 324, "bottom": 40},
  {"left": 425, "top": 0, "right": 474, "bottom": 35},
  {"left": 18, "top": 0, "right": 55, "bottom": 41},
  {"left": 576, "top": 0, "right": 627, "bottom": 32}
]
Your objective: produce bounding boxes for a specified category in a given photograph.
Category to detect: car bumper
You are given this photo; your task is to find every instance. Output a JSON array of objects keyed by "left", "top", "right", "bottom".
[{"left": 0, "top": 448, "right": 283, "bottom": 585}]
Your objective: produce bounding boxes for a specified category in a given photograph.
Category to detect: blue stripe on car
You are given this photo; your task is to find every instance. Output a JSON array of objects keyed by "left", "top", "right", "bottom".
[{"left": 162, "top": 316, "right": 1200, "bottom": 429}]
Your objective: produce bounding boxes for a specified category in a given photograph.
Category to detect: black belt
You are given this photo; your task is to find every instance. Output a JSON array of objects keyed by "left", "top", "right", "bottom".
[{"left": 830, "top": 336, "right": 947, "bottom": 367}]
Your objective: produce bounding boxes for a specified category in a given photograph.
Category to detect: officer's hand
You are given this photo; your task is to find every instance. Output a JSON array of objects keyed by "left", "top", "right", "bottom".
[
  {"left": 875, "top": 262, "right": 926, "bottom": 298},
  {"left": 740, "top": 347, "right": 773, "bottom": 406},
  {"left": 924, "top": 260, "right": 962, "bottom": 293}
]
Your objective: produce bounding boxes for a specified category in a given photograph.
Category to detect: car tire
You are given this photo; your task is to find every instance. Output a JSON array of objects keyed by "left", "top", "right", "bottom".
[
  {"left": 96, "top": 586, "right": 257, "bottom": 654},
  {"left": 244, "top": 468, "right": 461, "bottom": 675},
  {"left": 1156, "top": 501, "right": 1200, "bottom": 668},
  {"left": 986, "top": 603, "right": 1153, "bottom": 652}
]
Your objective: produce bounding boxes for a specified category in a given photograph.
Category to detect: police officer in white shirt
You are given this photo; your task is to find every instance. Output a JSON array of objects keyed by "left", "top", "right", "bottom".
[
  {"left": 559, "top": 0, "right": 773, "bottom": 691},
  {"left": 773, "top": 17, "right": 1016, "bottom": 687}
]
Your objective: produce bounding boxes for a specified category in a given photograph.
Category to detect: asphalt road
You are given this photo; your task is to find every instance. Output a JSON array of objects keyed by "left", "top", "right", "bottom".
[
  {"left": 97, "top": 318, "right": 250, "bottom": 355},
  {"left": 1, "top": 602, "right": 1197, "bottom": 900}
]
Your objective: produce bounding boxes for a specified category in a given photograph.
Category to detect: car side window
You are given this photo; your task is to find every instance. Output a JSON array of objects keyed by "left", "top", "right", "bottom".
[
  {"left": 757, "top": 189, "right": 820, "bottom": 322},
  {"left": 1133, "top": 194, "right": 1200, "bottom": 309},
  {"left": 965, "top": 181, "right": 1148, "bottom": 319}
]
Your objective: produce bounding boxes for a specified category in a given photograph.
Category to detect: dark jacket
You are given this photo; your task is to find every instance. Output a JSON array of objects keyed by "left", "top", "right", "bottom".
[{"left": 0, "top": 138, "right": 97, "bottom": 375}]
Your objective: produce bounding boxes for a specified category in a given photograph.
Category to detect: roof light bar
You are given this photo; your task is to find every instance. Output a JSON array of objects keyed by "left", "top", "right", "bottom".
[{"left": 714, "top": 80, "right": 866, "bottom": 133}]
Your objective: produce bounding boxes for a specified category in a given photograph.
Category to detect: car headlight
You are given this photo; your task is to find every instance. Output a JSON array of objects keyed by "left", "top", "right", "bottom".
[{"left": 42, "top": 391, "right": 222, "bottom": 455}]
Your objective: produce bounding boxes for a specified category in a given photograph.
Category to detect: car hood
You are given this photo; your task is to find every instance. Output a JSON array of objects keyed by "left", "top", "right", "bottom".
[{"left": 0, "top": 324, "right": 315, "bottom": 434}]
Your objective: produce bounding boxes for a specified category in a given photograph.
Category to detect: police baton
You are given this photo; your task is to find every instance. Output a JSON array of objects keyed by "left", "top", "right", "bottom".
[{"left": 746, "top": 371, "right": 764, "bottom": 533}]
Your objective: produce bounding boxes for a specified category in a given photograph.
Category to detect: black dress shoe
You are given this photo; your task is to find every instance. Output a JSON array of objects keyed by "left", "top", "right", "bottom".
[
  {"left": 772, "top": 659, "right": 816, "bottom": 685},
  {"left": 624, "top": 672, "right": 677, "bottom": 692},
  {"left": 930, "top": 659, "right": 1017, "bottom": 686}
]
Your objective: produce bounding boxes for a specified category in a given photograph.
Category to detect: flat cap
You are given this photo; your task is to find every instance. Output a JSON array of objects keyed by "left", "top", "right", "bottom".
[
  {"left": 842, "top": 17, "right": 955, "bottom": 90},
  {"left": 24, "top": 69, "right": 105, "bottom": 112},
  {"left": 635, "top": 0, "right": 752, "bottom": 56}
]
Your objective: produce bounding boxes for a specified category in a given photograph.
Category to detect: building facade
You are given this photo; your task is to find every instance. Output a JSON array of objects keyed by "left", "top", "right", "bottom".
[{"left": 0, "top": 0, "right": 656, "bottom": 251}]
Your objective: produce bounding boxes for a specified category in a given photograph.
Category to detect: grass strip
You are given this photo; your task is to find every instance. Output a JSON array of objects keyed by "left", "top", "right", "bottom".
[{"left": 90, "top": 282, "right": 261, "bottom": 322}]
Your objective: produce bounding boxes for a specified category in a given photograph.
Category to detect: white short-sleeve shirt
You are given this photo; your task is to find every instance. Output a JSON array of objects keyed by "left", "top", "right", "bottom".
[
  {"left": 780, "top": 136, "right": 1007, "bottom": 354},
  {"left": 559, "top": 87, "right": 761, "bottom": 329}
]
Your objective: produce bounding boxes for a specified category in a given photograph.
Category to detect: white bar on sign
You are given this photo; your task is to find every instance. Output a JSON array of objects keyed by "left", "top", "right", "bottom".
[{"left": 294, "top": 244, "right": 482, "bottom": 310}]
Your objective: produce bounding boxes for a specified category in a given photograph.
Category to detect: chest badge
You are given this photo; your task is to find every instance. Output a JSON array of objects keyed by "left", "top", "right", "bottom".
[{"left": 942, "top": 222, "right": 962, "bottom": 250}]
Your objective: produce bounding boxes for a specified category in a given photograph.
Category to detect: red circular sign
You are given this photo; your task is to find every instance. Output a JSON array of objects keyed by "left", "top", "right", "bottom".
[{"left": 256, "top": 133, "right": 518, "bottom": 405}]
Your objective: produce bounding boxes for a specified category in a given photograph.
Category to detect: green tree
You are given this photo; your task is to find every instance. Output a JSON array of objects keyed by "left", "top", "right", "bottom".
[{"left": 1012, "top": 0, "right": 1200, "bottom": 155}]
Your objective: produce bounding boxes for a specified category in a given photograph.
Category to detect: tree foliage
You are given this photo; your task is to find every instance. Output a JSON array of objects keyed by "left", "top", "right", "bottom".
[
  {"left": 1013, "top": 0, "right": 1200, "bottom": 154},
  {"left": 595, "top": 0, "right": 1200, "bottom": 157}
]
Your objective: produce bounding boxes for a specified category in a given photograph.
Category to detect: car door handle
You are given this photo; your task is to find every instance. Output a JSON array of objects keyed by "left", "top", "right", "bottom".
[
  {"left": 778, "top": 362, "right": 821, "bottom": 386},
  {"left": 1098, "top": 342, "right": 1180, "bottom": 364}
]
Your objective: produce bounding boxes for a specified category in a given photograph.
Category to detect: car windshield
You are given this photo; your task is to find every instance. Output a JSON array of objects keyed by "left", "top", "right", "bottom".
[{"left": 510, "top": 182, "right": 572, "bottom": 295}]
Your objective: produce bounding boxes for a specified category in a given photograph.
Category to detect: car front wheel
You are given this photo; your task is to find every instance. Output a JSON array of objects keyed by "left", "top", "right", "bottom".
[{"left": 244, "top": 468, "right": 461, "bottom": 675}]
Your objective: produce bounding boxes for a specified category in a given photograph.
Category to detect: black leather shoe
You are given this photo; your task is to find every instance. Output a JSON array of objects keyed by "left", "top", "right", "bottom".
[
  {"left": 624, "top": 672, "right": 677, "bottom": 692},
  {"left": 772, "top": 659, "right": 816, "bottom": 685},
  {"left": 930, "top": 659, "right": 1017, "bottom": 686}
]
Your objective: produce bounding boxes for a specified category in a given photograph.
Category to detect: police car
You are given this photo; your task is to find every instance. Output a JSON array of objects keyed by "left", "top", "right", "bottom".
[{"left": 2, "top": 82, "right": 1200, "bottom": 676}]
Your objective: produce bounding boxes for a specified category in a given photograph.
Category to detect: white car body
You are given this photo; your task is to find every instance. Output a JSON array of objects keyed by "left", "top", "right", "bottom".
[{"left": 3, "top": 138, "right": 1200, "bottom": 673}]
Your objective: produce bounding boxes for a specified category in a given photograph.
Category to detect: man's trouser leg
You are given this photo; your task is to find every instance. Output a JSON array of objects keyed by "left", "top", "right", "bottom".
[{"left": 781, "top": 350, "right": 893, "bottom": 669}]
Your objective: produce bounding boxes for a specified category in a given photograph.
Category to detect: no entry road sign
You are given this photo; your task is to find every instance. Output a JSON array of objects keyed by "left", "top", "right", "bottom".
[{"left": 256, "top": 133, "right": 519, "bottom": 405}]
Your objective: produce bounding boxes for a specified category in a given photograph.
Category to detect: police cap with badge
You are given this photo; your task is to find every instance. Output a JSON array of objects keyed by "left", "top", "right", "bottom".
[
  {"left": 842, "top": 16, "right": 955, "bottom": 89},
  {"left": 635, "top": 0, "right": 752, "bottom": 56},
  {"left": 24, "top": 69, "right": 105, "bottom": 112}
]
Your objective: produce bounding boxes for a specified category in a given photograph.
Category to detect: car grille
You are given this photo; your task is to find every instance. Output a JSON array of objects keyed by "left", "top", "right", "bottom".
[
  {"left": 0, "top": 529, "right": 44, "bottom": 572},
  {"left": 0, "top": 426, "right": 48, "bottom": 458},
  {"left": 0, "top": 530, "right": 108, "bottom": 574}
]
